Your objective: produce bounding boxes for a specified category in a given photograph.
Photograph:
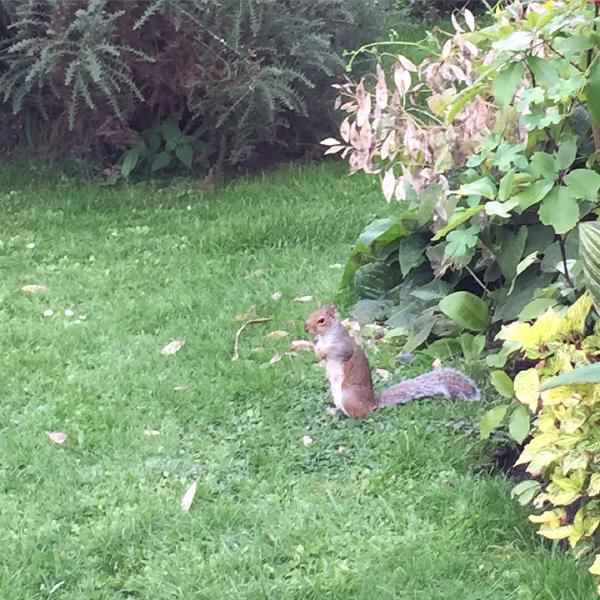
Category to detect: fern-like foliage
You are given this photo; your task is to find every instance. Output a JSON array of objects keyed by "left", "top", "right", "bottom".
[{"left": 0, "top": 0, "right": 386, "bottom": 166}]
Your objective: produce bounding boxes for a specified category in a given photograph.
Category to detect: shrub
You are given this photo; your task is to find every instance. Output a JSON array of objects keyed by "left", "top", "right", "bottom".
[
  {"left": 327, "top": 0, "right": 600, "bottom": 352},
  {"left": 0, "top": 0, "right": 385, "bottom": 171}
]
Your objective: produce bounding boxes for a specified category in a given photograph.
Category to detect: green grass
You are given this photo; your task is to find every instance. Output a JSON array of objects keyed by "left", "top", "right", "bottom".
[{"left": 0, "top": 161, "right": 594, "bottom": 599}]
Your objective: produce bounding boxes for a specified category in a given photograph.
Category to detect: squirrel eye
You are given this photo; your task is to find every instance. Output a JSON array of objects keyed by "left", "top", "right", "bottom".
[{"left": 317, "top": 317, "right": 325, "bottom": 324}]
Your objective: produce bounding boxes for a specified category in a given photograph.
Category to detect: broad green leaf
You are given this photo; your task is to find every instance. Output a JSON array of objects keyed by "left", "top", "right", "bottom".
[
  {"left": 518, "top": 298, "right": 556, "bottom": 320},
  {"left": 480, "top": 404, "right": 508, "bottom": 439},
  {"left": 151, "top": 151, "right": 171, "bottom": 172},
  {"left": 513, "top": 179, "right": 554, "bottom": 212},
  {"left": 359, "top": 218, "right": 409, "bottom": 248},
  {"left": 351, "top": 299, "right": 390, "bottom": 325},
  {"left": 498, "top": 171, "right": 516, "bottom": 202},
  {"left": 539, "top": 187, "right": 579, "bottom": 235},
  {"left": 529, "top": 152, "right": 557, "bottom": 180},
  {"left": 446, "top": 83, "right": 485, "bottom": 123},
  {"left": 540, "top": 364, "right": 600, "bottom": 391},
  {"left": 353, "top": 262, "right": 398, "bottom": 299},
  {"left": 509, "top": 404, "right": 531, "bottom": 444},
  {"left": 527, "top": 57, "right": 560, "bottom": 88},
  {"left": 490, "top": 370, "right": 514, "bottom": 398},
  {"left": 452, "top": 176, "right": 496, "bottom": 200},
  {"left": 410, "top": 279, "right": 451, "bottom": 301},
  {"left": 145, "top": 129, "right": 162, "bottom": 153},
  {"left": 555, "top": 137, "right": 577, "bottom": 170},
  {"left": 161, "top": 117, "right": 182, "bottom": 145},
  {"left": 586, "top": 60, "right": 600, "bottom": 125},
  {"left": 459, "top": 333, "right": 485, "bottom": 360},
  {"left": 511, "top": 480, "right": 541, "bottom": 506},
  {"left": 493, "top": 270, "right": 554, "bottom": 323},
  {"left": 398, "top": 234, "right": 428, "bottom": 277},
  {"left": 439, "top": 291, "right": 489, "bottom": 331},
  {"left": 508, "top": 252, "right": 539, "bottom": 294},
  {"left": 431, "top": 205, "right": 484, "bottom": 241},
  {"left": 175, "top": 144, "right": 193, "bottom": 168},
  {"left": 497, "top": 226, "right": 528, "bottom": 280},
  {"left": 493, "top": 31, "right": 533, "bottom": 52},
  {"left": 445, "top": 226, "right": 478, "bottom": 265},
  {"left": 580, "top": 221, "right": 600, "bottom": 309},
  {"left": 121, "top": 146, "right": 142, "bottom": 178},
  {"left": 564, "top": 169, "right": 600, "bottom": 201},
  {"left": 493, "top": 62, "right": 524, "bottom": 110},
  {"left": 416, "top": 183, "right": 444, "bottom": 226},
  {"left": 402, "top": 313, "right": 436, "bottom": 353}
]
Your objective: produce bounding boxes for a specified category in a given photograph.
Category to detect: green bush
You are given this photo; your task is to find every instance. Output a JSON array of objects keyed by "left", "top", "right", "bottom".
[
  {"left": 327, "top": 0, "right": 600, "bottom": 352},
  {"left": 0, "top": 0, "right": 385, "bottom": 171}
]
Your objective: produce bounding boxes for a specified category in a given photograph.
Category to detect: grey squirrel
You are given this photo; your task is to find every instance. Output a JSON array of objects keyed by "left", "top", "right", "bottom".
[{"left": 304, "top": 305, "right": 480, "bottom": 419}]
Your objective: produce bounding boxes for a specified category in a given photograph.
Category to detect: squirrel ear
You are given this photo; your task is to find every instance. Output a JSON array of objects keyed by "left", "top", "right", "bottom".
[
  {"left": 317, "top": 299, "right": 324, "bottom": 309},
  {"left": 326, "top": 304, "right": 337, "bottom": 316}
]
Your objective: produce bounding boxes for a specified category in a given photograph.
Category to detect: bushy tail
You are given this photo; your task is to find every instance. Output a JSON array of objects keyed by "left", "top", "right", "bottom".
[{"left": 378, "top": 368, "right": 480, "bottom": 408}]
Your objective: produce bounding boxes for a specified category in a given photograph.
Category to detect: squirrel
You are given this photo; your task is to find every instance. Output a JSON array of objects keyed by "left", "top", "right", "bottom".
[{"left": 304, "top": 305, "right": 480, "bottom": 419}]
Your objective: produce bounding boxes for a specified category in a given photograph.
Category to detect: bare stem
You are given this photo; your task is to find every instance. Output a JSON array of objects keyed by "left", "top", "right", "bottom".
[
  {"left": 558, "top": 234, "right": 574, "bottom": 288},
  {"left": 232, "top": 317, "right": 272, "bottom": 361}
]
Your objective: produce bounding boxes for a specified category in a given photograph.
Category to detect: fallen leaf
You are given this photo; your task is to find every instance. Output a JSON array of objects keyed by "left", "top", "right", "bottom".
[
  {"left": 338, "top": 445, "right": 345, "bottom": 455},
  {"left": 46, "top": 431, "right": 68, "bottom": 445},
  {"left": 329, "top": 263, "right": 343, "bottom": 269},
  {"left": 290, "top": 340, "right": 314, "bottom": 352},
  {"left": 144, "top": 429, "right": 160, "bottom": 436},
  {"left": 21, "top": 284, "right": 46, "bottom": 294},
  {"left": 161, "top": 340, "right": 185, "bottom": 355},
  {"left": 294, "top": 295, "right": 313, "bottom": 302},
  {"left": 64, "top": 308, "right": 74, "bottom": 317},
  {"left": 246, "top": 269, "right": 265, "bottom": 279},
  {"left": 181, "top": 481, "right": 197, "bottom": 511},
  {"left": 234, "top": 306, "right": 257, "bottom": 321},
  {"left": 267, "top": 330, "right": 288, "bottom": 339},
  {"left": 78, "top": 314, "right": 87, "bottom": 320},
  {"left": 26, "top": 241, "right": 36, "bottom": 250},
  {"left": 269, "top": 354, "right": 282, "bottom": 365},
  {"left": 48, "top": 581, "right": 65, "bottom": 595},
  {"left": 271, "top": 291, "right": 282, "bottom": 301},
  {"left": 375, "top": 368, "right": 391, "bottom": 380},
  {"left": 43, "top": 308, "right": 54, "bottom": 317},
  {"left": 252, "top": 347, "right": 265, "bottom": 354},
  {"left": 432, "top": 358, "right": 443, "bottom": 369},
  {"left": 302, "top": 435, "right": 313, "bottom": 446}
]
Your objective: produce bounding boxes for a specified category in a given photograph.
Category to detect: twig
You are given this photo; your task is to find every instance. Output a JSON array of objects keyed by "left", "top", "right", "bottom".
[{"left": 232, "top": 318, "right": 272, "bottom": 361}]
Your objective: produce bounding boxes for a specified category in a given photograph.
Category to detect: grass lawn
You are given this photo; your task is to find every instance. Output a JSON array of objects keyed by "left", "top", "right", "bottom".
[{"left": 0, "top": 161, "right": 594, "bottom": 599}]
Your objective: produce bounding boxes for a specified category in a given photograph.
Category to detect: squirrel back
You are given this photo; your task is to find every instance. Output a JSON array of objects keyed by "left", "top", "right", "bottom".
[{"left": 305, "top": 305, "right": 480, "bottom": 418}]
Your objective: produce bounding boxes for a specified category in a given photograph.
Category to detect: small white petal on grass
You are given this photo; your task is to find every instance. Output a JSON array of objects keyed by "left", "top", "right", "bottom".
[
  {"left": 43, "top": 309, "right": 54, "bottom": 317},
  {"left": 173, "top": 385, "right": 190, "bottom": 392},
  {"left": 26, "top": 242, "right": 36, "bottom": 250},
  {"left": 186, "top": 205, "right": 192, "bottom": 211},
  {"left": 73, "top": 319, "right": 82, "bottom": 325},
  {"left": 329, "top": 263, "right": 342, "bottom": 269},
  {"left": 269, "top": 354, "right": 282, "bottom": 365},
  {"left": 161, "top": 340, "right": 185, "bottom": 355},
  {"left": 290, "top": 340, "right": 314, "bottom": 353},
  {"left": 294, "top": 295, "right": 313, "bottom": 302},
  {"left": 302, "top": 435, "right": 313, "bottom": 446},
  {"left": 21, "top": 284, "right": 46, "bottom": 294},
  {"left": 267, "top": 330, "right": 288, "bottom": 339},
  {"left": 375, "top": 368, "right": 391, "bottom": 380},
  {"left": 48, "top": 581, "right": 65, "bottom": 595},
  {"left": 78, "top": 315, "right": 87, "bottom": 320},
  {"left": 338, "top": 446, "right": 345, "bottom": 455},
  {"left": 64, "top": 308, "right": 74, "bottom": 317},
  {"left": 181, "top": 481, "right": 197, "bottom": 511},
  {"left": 246, "top": 269, "right": 265, "bottom": 280},
  {"left": 46, "top": 431, "right": 68, "bottom": 445},
  {"left": 432, "top": 358, "right": 443, "bottom": 369},
  {"left": 144, "top": 429, "right": 161, "bottom": 436},
  {"left": 271, "top": 291, "right": 282, "bottom": 301}
]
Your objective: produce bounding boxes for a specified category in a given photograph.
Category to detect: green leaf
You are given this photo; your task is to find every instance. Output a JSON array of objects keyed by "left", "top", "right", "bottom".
[
  {"left": 579, "top": 221, "right": 600, "bottom": 310},
  {"left": 144, "top": 128, "right": 162, "bottom": 153},
  {"left": 398, "top": 234, "right": 428, "bottom": 277},
  {"left": 416, "top": 184, "right": 444, "bottom": 226},
  {"left": 508, "top": 252, "right": 539, "bottom": 294},
  {"left": 529, "top": 152, "right": 557, "bottom": 180},
  {"left": 161, "top": 117, "right": 182, "bottom": 145},
  {"left": 150, "top": 151, "right": 171, "bottom": 172},
  {"left": 121, "top": 146, "right": 142, "bottom": 178},
  {"left": 359, "top": 218, "right": 409, "bottom": 249},
  {"left": 498, "top": 171, "right": 515, "bottom": 202},
  {"left": 431, "top": 205, "right": 484, "bottom": 241},
  {"left": 459, "top": 333, "right": 485, "bottom": 360},
  {"left": 446, "top": 83, "right": 485, "bottom": 123},
  {"left": 480, "top": 405, "right": 509, "bottom": 439},
  {"left": 497, "top": 226, "right": 528, "bottom": 280},
  {"left": 555, "top": 138, "right": 577, "bottom": 171},
  {"left": 490, "top": 370, "right": 514, "bottom": 398},
  {"left": 509, "top": 405, "right": 531, "bottom": 444},
  {"left": 444, "top": 226, "right": 478, "bottom": 265},
  {"left": 518, "top": 297, "right": 556, "bottom": 320},
  {"left": 439, "top": 291, "right": 489, "bottom": 331},
  {"left": 351, "top": 299, "right": 390, "bottom": 325},
  {"left": 453, "top": 177, "right": 496, "bottom": 200},
  {"left": 564, "top": 169, "right": 600, "bottom": 201},
  {"left": 493, "top": 62, "right": 524, "bottom": 110},
  {"left": 539, "top": 187, "right": 579, "bottom": 235},
  {"left": 511, "top": 480, "right": 541, "bottom": 506},
  {"left": 513, "top": 179, "right": 554, "bottom": 212},
  {"left": 540, "top": 364, "right": 600, "bottom": 391},
  {"left": 175, "top": 144, "right": 193, "bottom": 168},
  {"left": 402, "top": 312, "right": 436, "bottom": 353},
  {"left": 527, "top": 57, "right": 560, "bottom": 88},
  {"left": 353, "top": 262, "right": 399, "bottom": 299},
  {"left": 586, "top": 60, "right": 600, "bottom": 125},
  {"left": 493, "top": 31, "right": 533, "bottom": 52}
]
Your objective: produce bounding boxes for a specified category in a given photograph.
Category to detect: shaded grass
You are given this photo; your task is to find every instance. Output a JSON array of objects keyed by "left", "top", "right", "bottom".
[{"left": 0, "top": 160, "right": 594, "bottom": 599}]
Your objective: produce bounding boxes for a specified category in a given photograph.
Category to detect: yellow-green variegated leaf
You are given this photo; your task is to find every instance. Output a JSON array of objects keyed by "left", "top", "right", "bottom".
[
  {"left": 537, "top": 525, "right": 573, "bottom": 540},
  {"left": 580, "top": 222, "right": 600, "bottom": 311},
  {"left": 514, "top": 368, "right": 540, "bottom": 412},
  {"left": 564, "top": 292, "right": 594, "bottom": 334},
  {"left": 588, "top": 473, "right": 600, "bottom": 497},
  {"left": 528, "top": 508, "right": 566, "bottom": 524},
  {"left": 590, "top": 554, "right": 600, "bottom": 576}
]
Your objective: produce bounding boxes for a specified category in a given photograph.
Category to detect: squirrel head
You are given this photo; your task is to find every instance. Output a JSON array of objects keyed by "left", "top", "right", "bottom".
[{"left": 304, "top": 304, "right": 338, "bottom": 337}]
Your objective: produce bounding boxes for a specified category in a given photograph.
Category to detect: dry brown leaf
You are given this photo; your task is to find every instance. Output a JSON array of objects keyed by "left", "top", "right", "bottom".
[
  {"left": 269, "top": 354, "right": 282, "bottom": 365},
  {"left": 46, "top": 431, "right": 68, "bottom": 445},
  {"left": 302, "top": 435, "right": 314, "bottom": 446},
  {"left": 161, "top": 340, "right": 185, "bottom": 355},
  {"left": 271, "top": 291, "right": 282, "bottom": 301},
  {"left": 181, "top": 481, "right": 197, "bottom": 512},
  {"left": 290, "top": 340, "right": 314, "bottom": 353},
  {"left": 234, "top": 306, "right": 257, "bottom": 321},
  {"left": 375, "top": 368, "right": 391, "bottom": 380},
  {"left": 21, "top": 284, "right": 46, "bottom": 294},
  {"left": 144, "top": 429, "right": 161, "bottom": 437},
  {"left": 267, "top": 330, "right": 288, "bottom": 339},
  {"left": 293, "top": 295, "right": 313, "bottom": 303}
]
